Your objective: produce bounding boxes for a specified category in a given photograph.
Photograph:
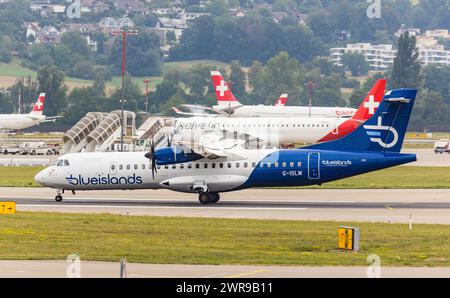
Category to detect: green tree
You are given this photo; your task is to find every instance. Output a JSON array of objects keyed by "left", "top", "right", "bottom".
[
  {"left": 341, "top": 53, "right": 370, "bottom": 76},
  {"left": 391, "top": 32, "right": 422, "bottom": 89},
  {"left": 251, "top": 52, "right": 304, "bottom": 105},
  {"left": 61, "top": 31, "right": 91, "bottom": 59},
  {"left": 229, "top": 60, "right": 246, "bottom": 98},
  {"left": 37, "top": 66, "right": 68, "bottom": 117},
  {"left": 109, "top": 30, "right": 161, "bottom": 76},
  {"left": 7, "top": 77, "right": 39, "bottom": 113},
  {"left": 65, "top": 87, "right": 101, "bottom": 125}
]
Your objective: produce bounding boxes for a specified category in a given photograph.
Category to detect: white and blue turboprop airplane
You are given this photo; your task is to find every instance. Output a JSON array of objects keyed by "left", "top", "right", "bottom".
[{"left": 35, "top": 89, "right": 417, "bottom": 204}]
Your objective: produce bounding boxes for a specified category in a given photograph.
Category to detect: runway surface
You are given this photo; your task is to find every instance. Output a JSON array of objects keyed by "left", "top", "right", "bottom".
[
  {"left": 2, "top": 187, "right": 450, "bottom": 224},
  {"left": 406, "top": 149, "right": 450, "bottom": 167},
  {"left": 0, "top": 260, "right": 449, "bottom": 278}
]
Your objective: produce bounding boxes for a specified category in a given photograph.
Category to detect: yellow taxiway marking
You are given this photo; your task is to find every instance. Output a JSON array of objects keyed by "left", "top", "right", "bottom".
[
  {"left": 224, "top": 269, "right": 269, "bottom": 278},
  {"left": 384, "top": 205, "right": 395, "bottom": 210}
]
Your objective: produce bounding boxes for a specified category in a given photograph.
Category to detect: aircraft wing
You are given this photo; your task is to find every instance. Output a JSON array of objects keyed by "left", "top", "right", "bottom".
[
  {"left": 175, "top": 132, "right": 247, "bottom": 159},
  {"left": 172, "top": 107, "right": 218, "bottom": 118}
]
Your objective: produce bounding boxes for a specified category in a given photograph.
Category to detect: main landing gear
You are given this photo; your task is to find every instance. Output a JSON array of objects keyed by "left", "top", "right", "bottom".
[{"left": 198, "top": 192, "right": 220, "bottom": 205}]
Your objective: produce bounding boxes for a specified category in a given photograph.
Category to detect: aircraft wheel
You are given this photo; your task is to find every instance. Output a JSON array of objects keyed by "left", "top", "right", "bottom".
[
  {"left": 55, "top": 195, "right": 63, "bottom": 202},
  {"left": 209, "top": 193, "right": 220, "bottom": 204},
  {"left": 198, "top": 192, "right": 211, "bottom": 205}
]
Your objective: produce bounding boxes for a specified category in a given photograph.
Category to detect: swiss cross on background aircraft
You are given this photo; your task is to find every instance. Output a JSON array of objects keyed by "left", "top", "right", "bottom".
[
  {"left": 33, "top": 94, "right": 45, "bottom": 111},
  {"left": 216, "top": 79, "right": 229, "bottom": 97},
  {"left": 364, "top": 95, "right": 380, "bottom": 115}
]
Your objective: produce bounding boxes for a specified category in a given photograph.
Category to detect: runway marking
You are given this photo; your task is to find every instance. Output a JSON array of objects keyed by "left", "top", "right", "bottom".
[
  {"left": 12, "top": 197, "right": 356, "bottom": 204},
  {"left": 224, "top": 269, "right": 270, "bottom": 278},
  {"left": 17, "top": 204, "right": 308, "bottom": 211}
]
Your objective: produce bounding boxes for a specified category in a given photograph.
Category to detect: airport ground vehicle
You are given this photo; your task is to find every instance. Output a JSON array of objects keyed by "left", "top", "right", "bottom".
[
  {"left": 434, "top": 140, "right": 450, "bottom": 154},
  {"left": 1, "top": 146, "right": 25, "bottom": 155}
]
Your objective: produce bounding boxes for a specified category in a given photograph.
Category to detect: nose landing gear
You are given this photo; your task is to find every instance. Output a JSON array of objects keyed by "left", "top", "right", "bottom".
[
  {"left": 55, "top": 189, "right": 63, "bottom": 202},
  {"left": 54, "top": 190, "right": 76, "bottom": 202},
  {"left": 198, "top": 191, "right": 220, "bottom": 205}
]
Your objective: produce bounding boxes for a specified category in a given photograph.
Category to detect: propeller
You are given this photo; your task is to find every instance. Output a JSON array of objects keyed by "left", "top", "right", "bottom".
[{"left": 145, "top": 138, "right": 157, "bottom": 179}]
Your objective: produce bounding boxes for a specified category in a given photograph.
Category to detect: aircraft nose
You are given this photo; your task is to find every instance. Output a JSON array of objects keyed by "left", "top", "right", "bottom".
[{"left": 34, "top": 169, "right": 47, "bottom": 186}]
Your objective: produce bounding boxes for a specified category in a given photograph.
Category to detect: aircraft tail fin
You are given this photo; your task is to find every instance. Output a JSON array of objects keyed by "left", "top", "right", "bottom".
[
  {"left": 274, "top": 94, "right": 288, "bottom": 106},
  {"left": 29, "top": 93, "right": 45, "bottom": 116},
  {"left": 211, "top": 71, "right": 240, "bottom": 107},
  {"left": 305, "top": 89, "right": 417, "bottom": 153},
  {"left": 352, "top": 79, "right": 386, "bottom": 121}
]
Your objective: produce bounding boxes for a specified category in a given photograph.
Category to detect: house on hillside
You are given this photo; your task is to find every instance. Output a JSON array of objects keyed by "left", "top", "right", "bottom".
[
  {"left": 115, "top": 0, "right": 150, "bottom": 15},
  {"left": 81, "top": 0, "right": 110, "bottom": 13},
  {"left": 98, "top": 16, "right": 135, "bottom": 32},
  {"left": 25, "top": 22, "right": 62, "bottom": 45}
]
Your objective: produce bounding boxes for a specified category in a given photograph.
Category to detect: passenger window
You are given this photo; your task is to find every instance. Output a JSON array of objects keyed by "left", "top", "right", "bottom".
[
  {"left": 196, "top": 164, "right": 200, "bottom": 169},
  {"left": 126, "top": 165, "right": 131, "bottom": 170},
  {"left": 111, "top": 164, "right": 116, "bottom": 171},
  {"left": 157, "top": 165, "right": 161, "bottom": 170},
  {"left": 274, "top": 162, "right": 279, "bottom": 168},
  {"left": 267, "top": 162, "right": 272, "bottom": 168},
  {"left": 282, "top": 162, "right": 286, "bottom": 167},
  {"left": 260, "top": 162, "right": 264, "bottom": 168},
  {"left": 252, "top": 162, "right": 256, "bottom": 168},
  {"left": 119, "top": 165, "right": 123, "bottom": 170},
  {"left": 172, "top": 164, "right": 176, "bottom": 169},
  {"left": 165, "top": 165, "right": 169, "bottom": 169},
  {"left": 134, "top": 164, "right": 138, "bottom": 170},
  {"left": 244, "top": 162, "right": 248, "bottom": 168},
  {"left": 64, "top": 160, "right": 70, "bottom": 166},
  {"left": 188, "top": 163, "right": 192, "bottom": 169},
  {"left": 228, "top": 163, "right": 232, "bottom": 168},
  {"left": 219, "top": 163, "right": 224, "bottom": 168},
  {"left": 141, "top": 164, "right": 146, "bottom": 170},
  {"left": 212, "top": 163, "right": 216, "bottom": 169},
  {"left": 298, "top": 162, "right": 302, "bottom": 167},
  {"left": 236, "top": 163, "right": 240, "bottom": 168},
  {"left": 57, "top": 160, "right": 63, "bottom": 167},
  {"left": 204, "top": 163, "right": 208, "bottom": 169},
  {"left": 180, "top": 164, "right": 184, "bottom": 169},
  {"left": 290, "top": 162, "right": 294, "bottom": 167}
]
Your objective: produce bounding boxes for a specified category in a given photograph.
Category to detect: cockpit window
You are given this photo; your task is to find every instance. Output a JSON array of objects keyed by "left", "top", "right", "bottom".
[
  {"left": 64, "top": 160, "right": 70, "bottom": 166},
  {"left": 56, "top": 160, "right": 64, "bottom": 167}
]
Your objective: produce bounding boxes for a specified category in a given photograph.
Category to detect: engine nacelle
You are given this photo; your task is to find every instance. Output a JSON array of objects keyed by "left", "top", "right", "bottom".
[{"left": 155, "top": 146, "right": 203, "bottom": 165}]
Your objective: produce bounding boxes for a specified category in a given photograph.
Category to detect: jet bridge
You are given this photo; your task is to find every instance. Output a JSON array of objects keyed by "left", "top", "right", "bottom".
[
  {"left": 85, "top": 110, "right": 136, "bottom": 152},
  {"left": 63, "top": 112, "right": 107, "bottom": 153},
  {"left": 135, "top": 116, "right": 175, "bottom": 150}
]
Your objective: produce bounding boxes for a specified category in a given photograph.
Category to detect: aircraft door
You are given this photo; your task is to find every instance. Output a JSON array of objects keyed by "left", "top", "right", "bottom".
[
  {"left": 109, "top": 162, "right": 117, "bottom": 175},
  {"left": 308, "top": 152, "right": 320, "bottom": 180}
]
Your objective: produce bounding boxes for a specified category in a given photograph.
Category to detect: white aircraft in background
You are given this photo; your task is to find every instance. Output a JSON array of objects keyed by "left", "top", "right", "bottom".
[
  {"left": 173, "top": 94, "right": 289, "bottom": 117},
  {"left": 0, "top": 93, "right": 60, "bottom": 130},
  {"left": 170, "top": 79, "right": 386, "bottom": 152},
  {"left": 210, "top": 71, "right": 357, "bottom": 118},
  {"left": 34, "top": 88, "right": 417, "bottom": 204}
]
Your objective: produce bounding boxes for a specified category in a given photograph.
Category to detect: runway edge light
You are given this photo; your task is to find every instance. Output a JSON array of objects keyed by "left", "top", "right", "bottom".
[
  {"left": 0, "top": 202, "right": 16, "bottom": 215},
  {"left": 338, "top": 226, "right": 360, "bottom": 251}
]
